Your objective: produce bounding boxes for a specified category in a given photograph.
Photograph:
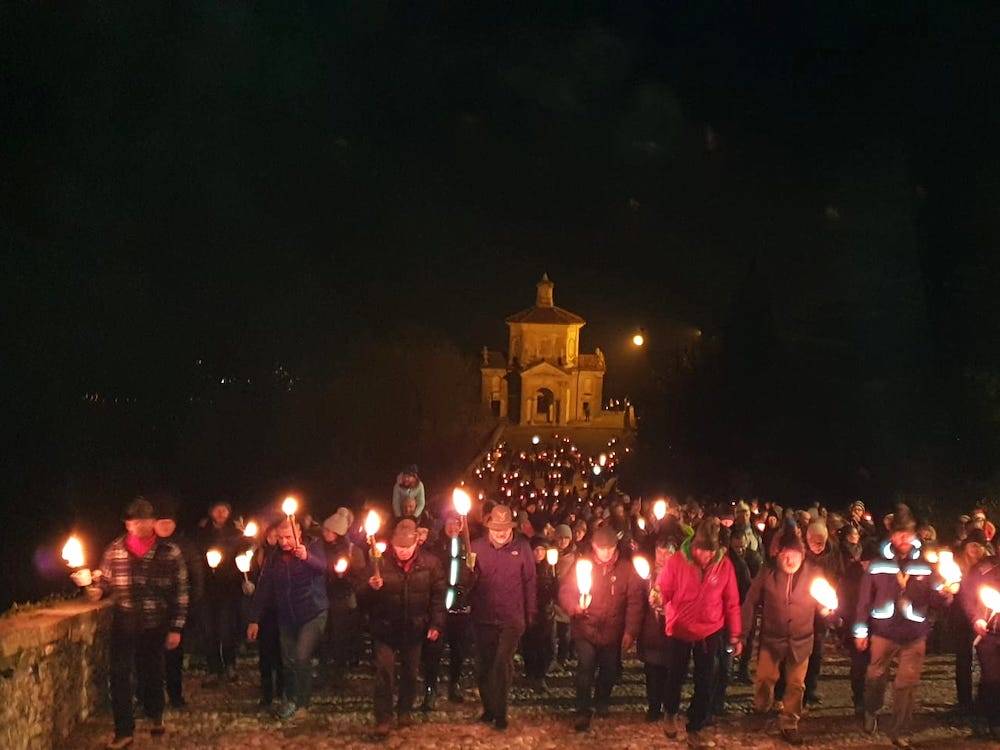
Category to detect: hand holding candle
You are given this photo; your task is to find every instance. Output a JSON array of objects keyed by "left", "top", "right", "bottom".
[
  {"left": 243, "top": 520, "right": 258, "bottom": 539},
  {"left": 236, "top": 550, "right": 255, "bottom": 594},
  {"left": 63, "top": 536, "right": 94, "bottom": 588},
  {"left": 546, "top": 547, "right": 559, "bottom": 575},
  {"left": 974, "top": 585, "right": 1000, "bottom": 645},
  {"left": 937, "top": 549, "right": 962, "bottom": 593},
  {"left": 206, "top": 548, "right": 222, "bottom": 570},
  {"left": 576, "top": 558, "right": 593, "bottom": 611}
]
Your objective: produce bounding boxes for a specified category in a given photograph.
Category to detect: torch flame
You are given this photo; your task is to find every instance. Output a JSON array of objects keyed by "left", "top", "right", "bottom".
[
  {"left": 243, "top": 521, "right": 258, "bottom": 538},
  {"left": 62, "top": 536, "right": 85, "bottom": 569},
  {"left": 637, "top": 517, "right": 646, "bottom": 531},
  {"left": 546, "top": 548, "right": 559, "bottom": 566},
  {"left": 364, "top": 509, "right": 381, "bottom": 538},
  {"left": 633, "top": 555, "right": 651, "bottom": 581},
  {"left": 235, "top": 551, "right": 252, "bottom": 573},
  {"left": 756, "top": 520, "right": 766, "bottom": 533},
  {"left": 598, "top": 453, "right": 608, "bottom": 467},
  {"left": 281, "top": 496, "right": 298, "bottom": 516},
  {"left": 937, "top": 549, "right": 962, "bottom": 586},
  {"left": 809, "top": 577, "right": 839, "bottom": 611},
  {"left": 206, "top": 549, "right": 223, "bottom": 569},
  {"left": 375, "top": 541, "right": 387, "bottom": 554},
  {"left": 452, "top": 487, "right": 472, "bottom": 516},
  {"left": 980, "top": 586, "right": 1000, "bottom": 613},
  {"left": 334, "top": 557, "right": 349, "bottom": 574},
  {"left": 653, "top": 499, "right": 667, "bottom": 521},
  {"left": 576, "top": 558, "right": 594, "bottom": 596}
]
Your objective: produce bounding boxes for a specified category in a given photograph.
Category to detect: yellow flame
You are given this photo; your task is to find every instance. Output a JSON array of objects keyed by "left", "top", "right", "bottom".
[
  {"left": 809, "top": 577, "right": 839, "bottom": 611},
  {"left": 546, "top": 548, "right": 559, "bottom": 566},
  {"left": 653, "top": 499, "right": 667, "bottom": 521},
  {"left": 206, "top": 549, "right": 223, "bottom": 569},
  {"left": 364, "top": 509, "right": 381, "bottom": 537},
  {"left": 452, "top": 487, "right": 472, "bottom": 516},
  {"left": 937, "top": 549, "right": 962, "bottom": 585},
  {"left": 980, "top": 586, "right": 1000, "bottom": 613},
  {"left": 281, "top": 496, "right": 298, "bottom": 516},
  {"left": 334, "top": 557, "right": 349, "bottom": 574},
  {"left": 576, "top": 558, "right": 593, "bottom": 595},
  {"left": 62, "top": 536, "right": 85, "bottom": 569},
  {"left": 633, "top": 555, "right": 651, "bottom": 580},
  {"left": 235, "top": 551, "right": 252, "bottom": 573},
  {"left": 243, "top": 521, "right": 258, "bottom": 538}
]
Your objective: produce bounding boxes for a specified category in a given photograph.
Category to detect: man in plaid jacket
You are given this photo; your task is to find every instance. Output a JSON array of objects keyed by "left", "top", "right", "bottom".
[{"left": 86, "top": 496, "right": 189, "bottom": 750}]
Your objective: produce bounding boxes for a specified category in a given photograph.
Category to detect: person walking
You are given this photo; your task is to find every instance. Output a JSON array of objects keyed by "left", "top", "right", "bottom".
[
  {"left": 247, "top": 517, "right": 328, "bottom": 720},
  {"left": 360, "top": 519, "right": 446, "bottom": 736},
  {"left": 560, "top": 525, "right": 644, "bottom": 731},
  {"left": 742, "top": 524, "right": 834, "bottom": 745},
  {"left": 469, "top": 504, "right": 537, "bottom": 731},
  {"left": 657, "top": 517, "right": 742, "bottom": 749},
  {"left": 963, "top": 538, "right": 1000, "bottom": 739},
  {"left": 853, "top": 506, "right": 952, "bottom": 748},
  {"left": 82, "top": 497, "right": 189, "bottom": 750},
  {"left": 320, "top": 510, "right": 365, "bottom": 687},
  {"left": 196, "top": 499, "right": 243, "bottom": 686},
  {"left": 152, "top": 495, "right": 203, "bottom": 709},
  {"left": 639, "top": 532, "right": 681, "bottom": 722},
  {"left": 523, "top": 537, "right": 558, "bottom": 693}
]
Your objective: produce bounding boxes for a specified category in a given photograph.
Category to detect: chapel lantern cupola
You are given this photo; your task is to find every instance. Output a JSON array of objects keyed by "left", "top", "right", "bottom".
[{"left": 536, "top": 273, "right": 554, "bottom": 308}]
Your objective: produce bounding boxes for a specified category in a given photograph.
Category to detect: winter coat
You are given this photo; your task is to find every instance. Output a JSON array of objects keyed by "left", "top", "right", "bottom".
[
  {"left": 742, "top": 561, "right": 825, "bottom": 663},
  {"left": 249, "top": 540, "right": 328, "bottom": 629},
  {"left": 558, "top": 550, "right": 644, "bottom": 647},
  {"left": 469, "top": 534, "right": 537, "bottom": 630},
  {"left": 552, "top": 543, "right": 577, "bottom": 624},
  {"left": 638, "top": 569, "right": 671, "bottom": 665},
  {"left": 853, "top": 540, "right": 949, "bottom": 643},
  {"left": 358, "top": 547, "right": 446, "bottom": 644},
  {"left": 656, "top": 540, "right": 742, "bottom": 643},
  {"left": 729, "top": 550, "right": 752, "bottom": 603},
  {"left": 392, "top": 476, "right": 426, "bottom": 517}
]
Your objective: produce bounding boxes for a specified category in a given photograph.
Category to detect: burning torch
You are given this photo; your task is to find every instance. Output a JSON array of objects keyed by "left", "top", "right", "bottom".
[
  {"left": 452, "top": 487, "right": 476, "bottom": 570},
  {"left": 576, "top": 558, "right": 593, "bottom": 611},
  {"left": 364, "top": 509, "right": 382, "bottom": 577}
]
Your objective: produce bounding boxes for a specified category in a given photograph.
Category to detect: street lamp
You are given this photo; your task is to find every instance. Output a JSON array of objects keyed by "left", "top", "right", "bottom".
[{"left": 632, "top": 332, "right": 645, "bottom": 347}]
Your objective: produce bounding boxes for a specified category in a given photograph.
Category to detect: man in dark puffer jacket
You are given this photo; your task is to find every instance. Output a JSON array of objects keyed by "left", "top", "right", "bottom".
[
  {"left": 559, "top": 525, "right": 644, "bottom": 732},
  {"left": 360, "top": 518, "right": 446, "bottom": 737}
]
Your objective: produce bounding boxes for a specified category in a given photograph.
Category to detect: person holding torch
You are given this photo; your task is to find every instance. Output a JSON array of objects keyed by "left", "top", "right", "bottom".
[
  {"left": 81, "top": 497, "right": 189, "bottom": 750},
  {"left": 558, "top": 525, "right": 644, "bottom": 732},
  {"left": 320, "top": 509, "right": 365, "bottom": 687},
  {"left": 740, "top": 524, "right": 838, "bottom": 745},
  {"left": 246, "top": 516, "right": 328, "bottom": 721},
  {"left": 961, "top": 531, "right": 1000, "bottom": 739},
  {"left": 358, "top": 518, "right": 446, "bottom": 737}
]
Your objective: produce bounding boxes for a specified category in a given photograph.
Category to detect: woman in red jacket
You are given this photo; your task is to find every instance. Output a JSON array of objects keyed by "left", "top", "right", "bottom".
[{"left": 656, "top": 518, "right": 743, "bottom": 749}]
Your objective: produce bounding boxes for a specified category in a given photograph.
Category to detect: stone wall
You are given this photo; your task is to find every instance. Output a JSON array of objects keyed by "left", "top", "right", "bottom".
[{"left": 0, "top": 599, "right": 111, "bottom": 750}]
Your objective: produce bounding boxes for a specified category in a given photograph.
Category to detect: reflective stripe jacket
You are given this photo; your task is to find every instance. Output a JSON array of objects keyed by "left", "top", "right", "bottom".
[{"left": 853, "top": 539, "right": 949, "bottom": 643}]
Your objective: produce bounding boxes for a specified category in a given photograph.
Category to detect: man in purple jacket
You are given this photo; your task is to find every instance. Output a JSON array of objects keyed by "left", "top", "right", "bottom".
[{"left": 469, "top": 504, "right": 537, "bottom": 731}]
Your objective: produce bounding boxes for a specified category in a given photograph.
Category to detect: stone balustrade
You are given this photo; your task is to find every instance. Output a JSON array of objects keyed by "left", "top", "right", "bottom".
[{"left": 0, "top": 599, "right": 111, "bottom": 750}]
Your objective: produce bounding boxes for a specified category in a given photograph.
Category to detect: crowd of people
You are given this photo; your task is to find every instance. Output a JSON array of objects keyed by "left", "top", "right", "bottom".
[{"left": 75, "top": 442, "right": 1000, "bottom": 750}]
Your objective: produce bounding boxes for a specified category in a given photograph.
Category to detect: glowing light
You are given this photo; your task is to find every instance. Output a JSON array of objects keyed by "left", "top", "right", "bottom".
[
  {"left": 937, "top": 549, "right": 962, "bottom": 588},
  {"left": 756, "top": 520, "right": 766, "bottom": 533},
  {"left": 598, "top": 453, "right": 608, "bottom": 467},
  {"left": 334, "top": 557, "right": 348, "bottom": 574},
  {"left": 452, "top": 487, "right": 472, "bottom": 516},
  {"left": 281, "top": 496, "right": 298, "bottom": 516},
  {"left": 925, "top": 549, "right": 939, "bottom": 564},
  {"left": 375, "top": 541, "right": 387, "bottom": 554},
  {"left": 980, "top": 586, "right": 1000, "bottom": 614},
  {"left": 243, "top": 521, "right": 258, "bottom": 538},
  {"left": 546, "top": 548, "right": 559, "bottom": 567},
  {"left": 653, "top": 500, "right": 667, "bottom": 521},
  {"left": 809, "top": 577, "right": 838, "bottom": 611},
  {"left": 576, "top": 559, "right": 593, "bottom": 609},
  {"left": 445, "top": 589, "right": 456, "bottom": 610},
  {"left": 62, "top": 536, "right": 85, "bottom": 569},
  {"left": 531, "top": 435, "right": 540, "bottom": 445},
  {"left": 632, "top": 555, "right": 651, "bottom": 581},
  {"left": 637, "top": 517, "right": 646, "bottom": 531},
  {"left": 206, "top": 549, "right": 223, "bottom": 569},
  {"left": 364, "top": 510, "right": 381, "bottom": 538},
  {"left": 235, "top": 551, "right": 252, "bottom": 574},
  {"left": 632, "top": 333, "right": 645, "bottom": 347},
  {"left": 592, "top": 465, "right": 602, "bottom": 476}
]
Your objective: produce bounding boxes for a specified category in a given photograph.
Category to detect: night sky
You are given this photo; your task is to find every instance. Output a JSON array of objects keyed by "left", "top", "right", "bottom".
[{"left": 4, "top": 2, "right": 1000, "bottom": 606}]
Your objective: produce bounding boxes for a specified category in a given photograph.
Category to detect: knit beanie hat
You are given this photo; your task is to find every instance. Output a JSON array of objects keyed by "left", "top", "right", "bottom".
[{"left": 891, "top": 505, "right": 917, "bottom": 533}]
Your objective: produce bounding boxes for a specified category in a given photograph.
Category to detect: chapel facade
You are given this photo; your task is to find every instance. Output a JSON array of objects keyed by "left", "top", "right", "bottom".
[{"left": 480, "top": 274, "right": 619, "bottom": 427}]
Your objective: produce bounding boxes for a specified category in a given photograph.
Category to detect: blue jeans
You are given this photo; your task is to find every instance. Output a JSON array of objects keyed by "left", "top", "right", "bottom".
[{"left": 279, "top": 612, "right": 327, "bottom": 708}]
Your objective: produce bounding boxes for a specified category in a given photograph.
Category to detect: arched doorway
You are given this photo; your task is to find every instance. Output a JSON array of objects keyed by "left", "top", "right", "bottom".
[{"left": 535, "top": 388, "right": 555, "bottom": 423}]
